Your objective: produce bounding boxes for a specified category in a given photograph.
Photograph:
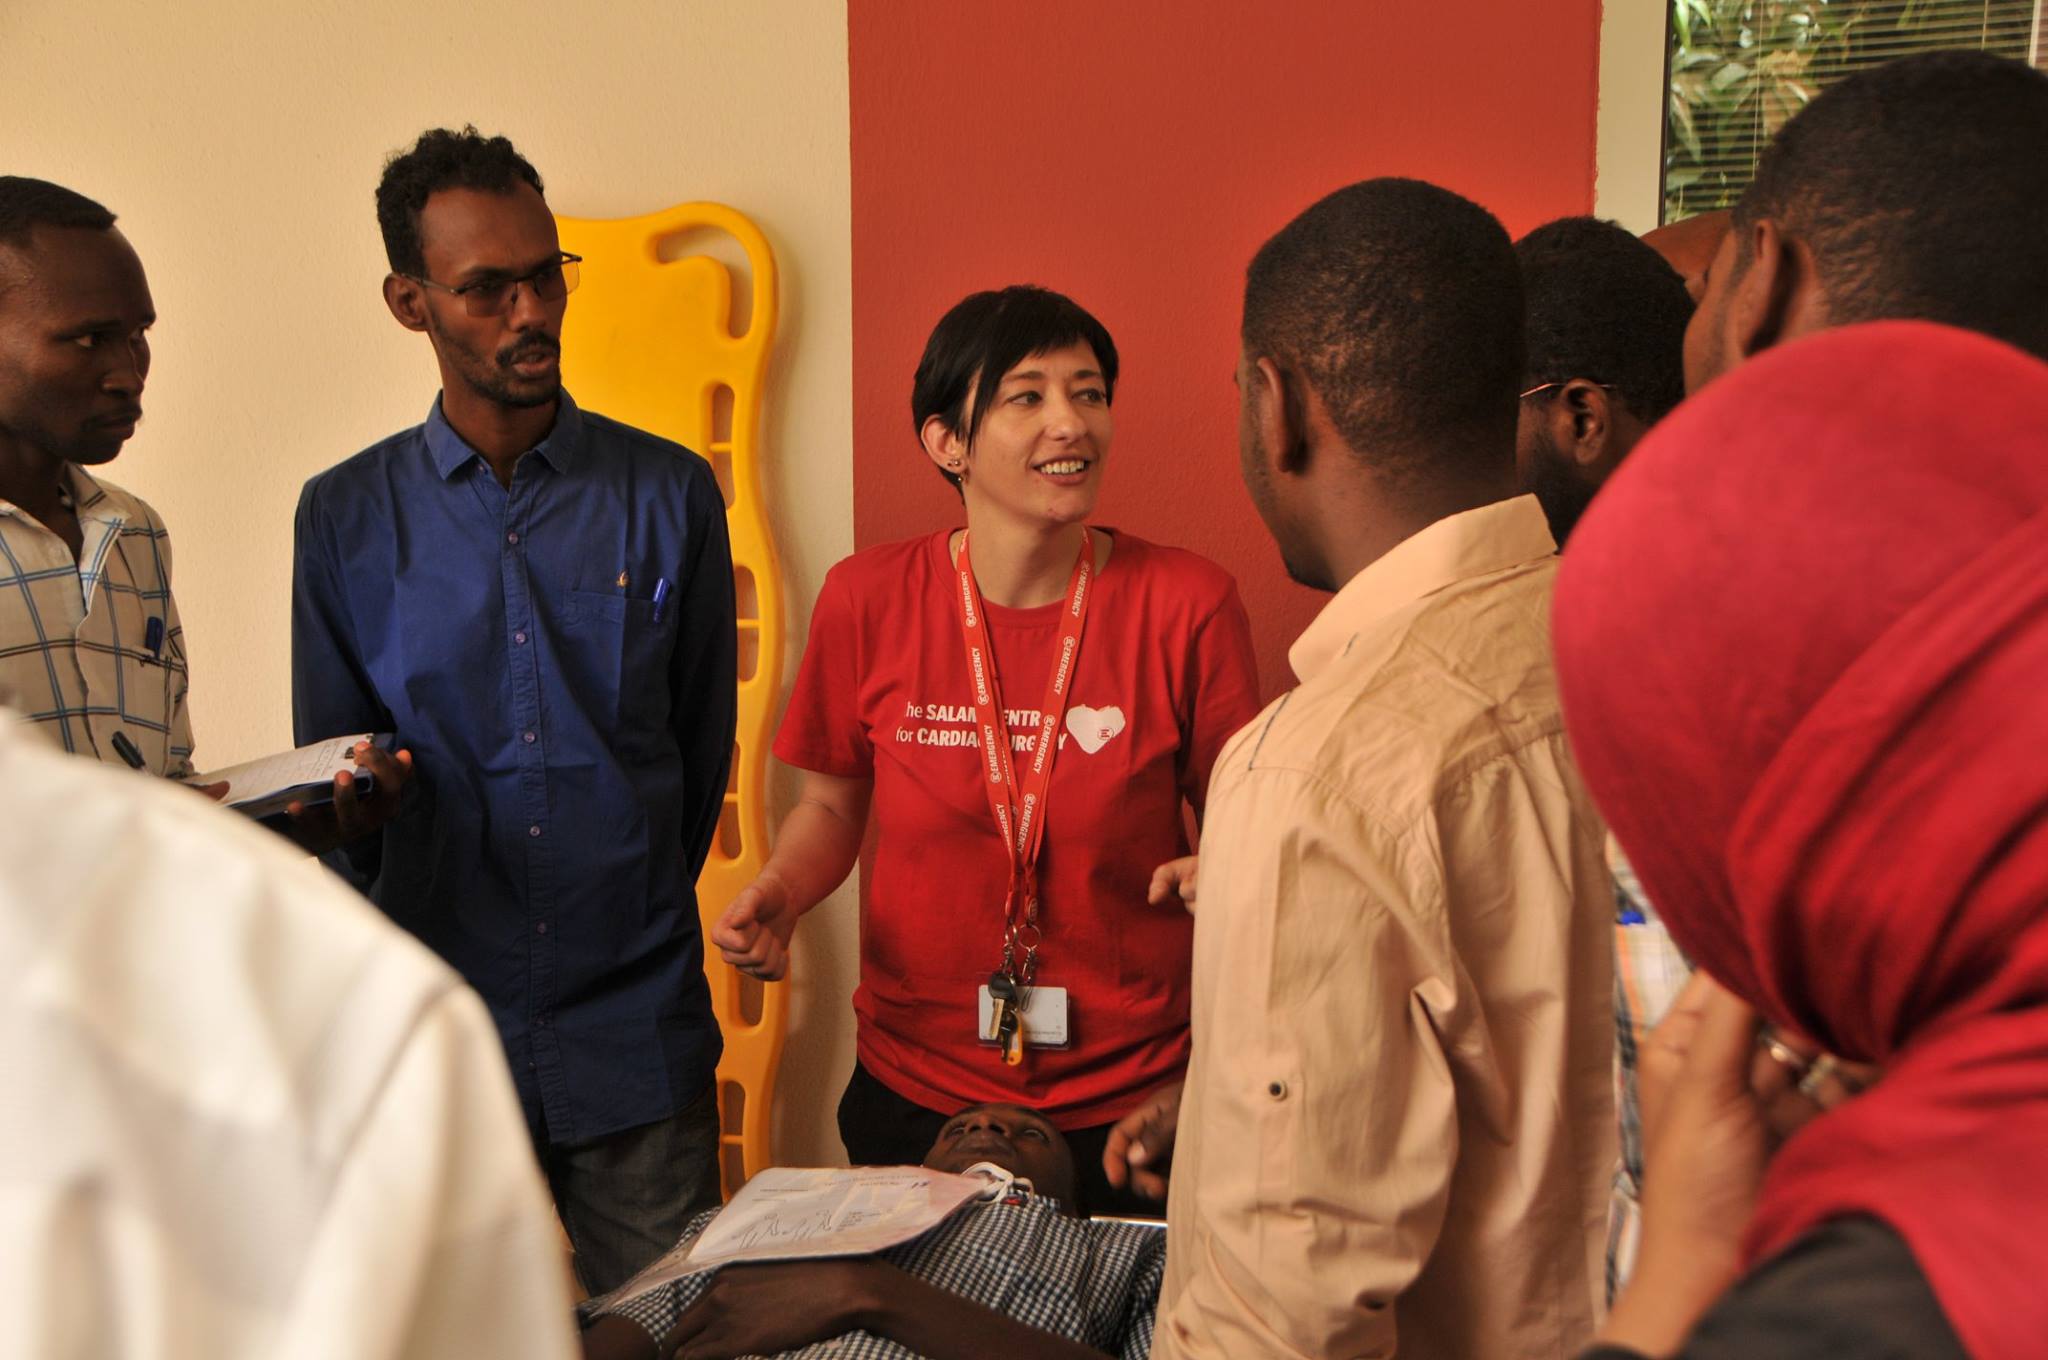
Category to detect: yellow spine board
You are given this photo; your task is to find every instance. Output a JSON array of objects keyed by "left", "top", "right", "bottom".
[{"left": 556, "top": 203, "right": 786, "bottom": 1195}]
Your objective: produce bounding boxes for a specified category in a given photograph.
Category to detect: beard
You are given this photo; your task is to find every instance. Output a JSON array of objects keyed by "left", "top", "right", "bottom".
[
  {"left": 475, "top": 333, "right": 562, "bottom": 409},
  {"left": 1521, "top": 430, "right": 1598, "bottom": 547},
  {"left": 428, "top": 314, "right": 562, "bottom": 410}
]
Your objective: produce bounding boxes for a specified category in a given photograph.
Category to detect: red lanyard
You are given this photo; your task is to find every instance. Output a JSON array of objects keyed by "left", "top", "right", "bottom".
[{"left": 954, "top": 528, "right": 1095, "bottom": 984}]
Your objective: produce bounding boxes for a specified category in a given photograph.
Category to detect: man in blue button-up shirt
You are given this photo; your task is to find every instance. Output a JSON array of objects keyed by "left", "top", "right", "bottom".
[{"left": 291, "top": 127, "right": 735, "bottom": 1296}]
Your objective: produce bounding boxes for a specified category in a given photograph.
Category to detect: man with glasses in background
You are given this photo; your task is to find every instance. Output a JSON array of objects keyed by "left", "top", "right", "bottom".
[
  {"left": 1510, "top": 216, "right": 1692, "bottom": 548},
  {"left": 291, "top": 126, "right": 737, "bottom": 1296}
]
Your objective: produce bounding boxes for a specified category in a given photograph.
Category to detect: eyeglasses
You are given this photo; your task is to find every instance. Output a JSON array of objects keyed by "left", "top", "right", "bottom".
[
  {"left": 1519, "top": 380, "right": 1617, "bottom": 400},
  {"left": 409, "top": 252, "right": 582, "bottom": 317}
]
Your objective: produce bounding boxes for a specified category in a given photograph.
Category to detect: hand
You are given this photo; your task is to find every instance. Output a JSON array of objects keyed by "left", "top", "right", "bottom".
[
  {"left": 580, "top": 1315, "right": 658, "bottom": 1360},
  {"left": 670, "top": 1259, "right": 881, "bottom": 1359},
  {"left": 1103, "top": 1080, "right": 1182, "bottom": 1200},
  {"left": 286, "top": 742, "right": 413, "bottom": 855},
  {"left": 1600, "top": 975, "right": 1771, "bottom": 1354},
  {"left": 1637, "top": 976, "right": 1771, "bottom": 1267},
  {"left": 1147, "top": 855, "right": 1199, "bottom": 909},
  {"left": 1746, "top": 1026, "right": 1880, "bottom": 1145},
  {"left": 712, "top": 877, "right": 797, "bottom": 981}
]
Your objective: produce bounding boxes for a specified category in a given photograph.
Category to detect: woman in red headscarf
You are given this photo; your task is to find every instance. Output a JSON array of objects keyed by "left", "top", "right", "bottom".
[{"left": 1553, "top": 321, "right": 2048, "bottom": 1360}]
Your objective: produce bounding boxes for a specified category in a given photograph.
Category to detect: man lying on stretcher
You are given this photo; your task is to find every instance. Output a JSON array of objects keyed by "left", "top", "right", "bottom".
[{"left": 578, "top": 1103, "right": 1164, "bottom": 1360}]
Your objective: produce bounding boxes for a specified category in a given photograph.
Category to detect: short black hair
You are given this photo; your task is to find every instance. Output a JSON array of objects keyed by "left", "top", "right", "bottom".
[
  {"left": 375, "top": 126, "right": 545, "bottom": 277},
  {"left": 911, "top": 286, "right": 1119, "bottom": 495},
  {"left": 1243, "top": 178, "right": 1523, "bottom": 497},
  {"left": 1516, "top": 216, "right": 1693, "bottom": 423},
  {"left": 0, "top": 176, "right": 116, "bottom": 249},
  {"left": 1736, "top": 50, "right": 2048, "bottom": 360}
]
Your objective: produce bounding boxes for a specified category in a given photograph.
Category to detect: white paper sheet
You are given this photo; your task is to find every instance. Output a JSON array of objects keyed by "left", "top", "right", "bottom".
[{"left": 599, "top": 1163, "right": 1014, "bottom": 1309}]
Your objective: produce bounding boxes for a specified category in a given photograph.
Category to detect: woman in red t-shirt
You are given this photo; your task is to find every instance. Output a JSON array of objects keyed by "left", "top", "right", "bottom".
[{"left": 713, "top": 286, "right": 1261, "bottom": 1214}]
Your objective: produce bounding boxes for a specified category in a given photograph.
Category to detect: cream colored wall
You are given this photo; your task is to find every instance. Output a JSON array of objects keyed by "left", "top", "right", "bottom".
[
  {"left": 1596, "top": 0, "right": 1669, "bottom": 232},
  {"left": 1, "top": 0, "right": 861, "bottom": 1166}
]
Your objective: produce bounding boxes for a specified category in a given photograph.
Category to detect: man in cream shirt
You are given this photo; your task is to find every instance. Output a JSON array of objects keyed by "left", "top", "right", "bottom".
[
  {"left": 1110, "top": 179, "right": 1612, "bottom": 1358},
  {"left": 0, "top": 700, "right": 578, "bottom": 1359}
]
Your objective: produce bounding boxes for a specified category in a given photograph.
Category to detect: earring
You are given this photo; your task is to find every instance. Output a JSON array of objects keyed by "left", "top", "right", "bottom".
[{"left": 946, "top": 458, "right": 962, "bottom": 468}]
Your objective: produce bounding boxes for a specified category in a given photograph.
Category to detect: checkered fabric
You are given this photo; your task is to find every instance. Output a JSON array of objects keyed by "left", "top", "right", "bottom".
[
  {"left": 1606, "top": 835, "right": 1695, "bottom": 1301},
  {"left": 582, "top": 1191, "right": 1165, "bottom": 1359},
  {"left": 0, "top": 466, "right": 193, "bottom": 777}
]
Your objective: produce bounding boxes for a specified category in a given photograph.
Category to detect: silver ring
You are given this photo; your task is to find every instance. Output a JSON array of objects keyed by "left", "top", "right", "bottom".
[{"left": 1757, "top": 1031, "right": 1814, "bottom": 1080}]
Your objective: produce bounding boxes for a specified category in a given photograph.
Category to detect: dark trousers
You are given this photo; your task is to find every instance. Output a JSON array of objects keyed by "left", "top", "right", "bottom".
[
  {"left": 836, "top": 1060, "right": 1163, "bottom": 1219},
  {"left": 540, "top": 1082, "right": 723, "bottom": 1297}
]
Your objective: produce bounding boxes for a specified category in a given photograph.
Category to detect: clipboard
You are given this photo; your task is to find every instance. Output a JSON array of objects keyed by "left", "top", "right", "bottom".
[{"left": 182, "top": 732, "right": 397, "bottom": 823}]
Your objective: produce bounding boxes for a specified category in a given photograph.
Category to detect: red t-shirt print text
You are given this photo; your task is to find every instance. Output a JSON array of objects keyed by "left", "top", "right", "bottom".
[{"left": 894, "top": 702, "right": 1129, "bottom": 754}]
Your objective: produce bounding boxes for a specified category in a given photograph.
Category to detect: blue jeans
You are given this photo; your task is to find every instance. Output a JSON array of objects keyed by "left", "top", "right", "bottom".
[{"left": 541, "top": 1082, "right": 722, "bottom": 1296}]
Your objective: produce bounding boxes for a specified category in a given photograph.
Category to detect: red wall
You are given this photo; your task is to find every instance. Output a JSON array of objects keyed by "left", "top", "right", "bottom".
[{"left": 849, "top": 0, "right": 1603, "bottom": 696}]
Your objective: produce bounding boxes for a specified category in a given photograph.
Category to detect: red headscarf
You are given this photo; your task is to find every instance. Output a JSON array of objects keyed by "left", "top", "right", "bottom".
[{"left": 1554, "top": 321, "right": 2048, "bottom": 1360}]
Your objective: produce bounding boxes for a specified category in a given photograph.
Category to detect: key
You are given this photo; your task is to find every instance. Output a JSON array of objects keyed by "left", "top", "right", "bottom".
[
  {"left": 995, "top": 1003, "right": 1019, "bottom": 1065},
  {"left": 989, "top": 971, "right": 1018, "bottom": 1047}
]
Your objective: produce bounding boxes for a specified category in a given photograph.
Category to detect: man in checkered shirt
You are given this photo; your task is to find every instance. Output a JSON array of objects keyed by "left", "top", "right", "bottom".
[
  {"left": 0, "top": 176, "right": 404, "bottom": 842},
  {"left": 577, "top": 1104, "right": 1163, "bottom": 1360},
  {"left": 0, "top": 177, "right": 193, "bottom": 778}
]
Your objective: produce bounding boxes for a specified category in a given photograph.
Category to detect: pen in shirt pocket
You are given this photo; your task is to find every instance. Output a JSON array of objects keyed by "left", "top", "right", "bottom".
[
  {"left": 652, "top": 578, "right": 672, "bottom": 623},
  {"left": 110, "top": 731, "right": 147, "bottom": 769},
  {"left": 142, "top": 616, "right": 166, "bottom": 665}
]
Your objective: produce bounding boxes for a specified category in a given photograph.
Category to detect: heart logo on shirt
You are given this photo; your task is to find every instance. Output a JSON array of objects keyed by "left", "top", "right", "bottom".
[{"left": 1065, "top": 704, "right": 1127, "bottom": 755}]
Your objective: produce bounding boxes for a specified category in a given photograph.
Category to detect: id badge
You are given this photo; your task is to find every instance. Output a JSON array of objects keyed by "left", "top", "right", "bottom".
[{"left": 977, "top": 984, "right": 1071, "bottom": 1049}]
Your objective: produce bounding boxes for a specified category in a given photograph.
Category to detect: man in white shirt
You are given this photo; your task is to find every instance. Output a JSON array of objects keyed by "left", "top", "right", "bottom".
[
  {"left": 1111, "top": 179, "right": 1613, "bottom": 1359},
  {"left": 0, "top": 703, "right": 578, "bottom": 1359}
]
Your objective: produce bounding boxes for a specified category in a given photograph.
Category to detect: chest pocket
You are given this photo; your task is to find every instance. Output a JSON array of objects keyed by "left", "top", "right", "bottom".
[
  {"left": 146, "top": 608, "right": 189, "bottom": 727},
  {"left": 97, "top": 565, "right": 183, "bottom": 730},
  {"left": 561, "top": 587, "right": 678, "bottom": 737}
]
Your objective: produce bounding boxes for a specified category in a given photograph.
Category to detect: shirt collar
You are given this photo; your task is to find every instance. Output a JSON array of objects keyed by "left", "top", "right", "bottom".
[
  {"left": 0, "top": 464, "right": 117, "bottom": 524},
  {"left": 424, "top": 389, "right": 585, "bottom": 480},
  {"left": 1288, "top": 493, "right": 1557, "bottom": 684},
  {"left": 64, "top": 464, "right": 118, "bottom": 522}
]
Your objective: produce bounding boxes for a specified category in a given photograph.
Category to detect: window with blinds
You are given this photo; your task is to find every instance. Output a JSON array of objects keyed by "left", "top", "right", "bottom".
[{"left": 1664, "top": 0, "right": 2045, "bottom": 221}]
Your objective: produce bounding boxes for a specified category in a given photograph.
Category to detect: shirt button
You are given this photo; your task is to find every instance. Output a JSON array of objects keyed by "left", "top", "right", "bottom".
[
  {"left": 506, "top": 531, "right": 520, "bottom": 545},
  {"left": 536, "top": 921, "right": 548, "bottom": 935},
  {"left": 514, "top": 631, "right": 528, "bottom": 645},
  {"left": 528, "top": 824, "right": 542, "bottom": 838},
  {"left": 523, "top": 730, "right": 537, "bottom": 744}
]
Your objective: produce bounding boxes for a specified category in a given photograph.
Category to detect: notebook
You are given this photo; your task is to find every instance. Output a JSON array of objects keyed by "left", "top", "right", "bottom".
[{"left": 182, "top": 732, "right": 395, "bottom": 822}]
